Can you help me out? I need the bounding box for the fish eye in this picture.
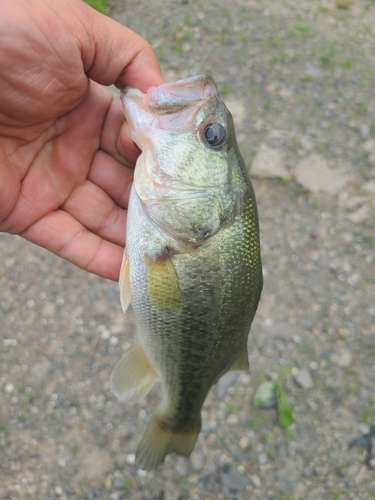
[203,123,227,148]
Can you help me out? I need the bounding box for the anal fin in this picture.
[110,343,157,403]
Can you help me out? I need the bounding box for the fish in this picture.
[110,74,262,470]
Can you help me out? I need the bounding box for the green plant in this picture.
[83,0,107,13]
[225,401,238,414]
[362,405,375,426]
[291,23,311,41]
[218,81,232,96]
[180,477,189,487]
[16,381,26,392]
[274,381,294,429]
[248,414,268,430]
[319,43,337,66]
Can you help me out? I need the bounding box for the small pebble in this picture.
[258,453,268,465]
[294,482,307,500]
[359,123,371,140]
[175,462,188,476]
[220,463,247,498]
[5,383,15,394]
[190,450,204,471]
[42,303,56,317]
[227,413,239,425]
[358,423,370,435]
[253,381,277,409]
[100,330,111,340]
[331,348,353,368]
[164,480,181,500]
[3,339,17,347]
[217,371,239,398]
[292,368,313,390]
[126,453,136,465]
[250,474,262,488]
[239,435,250,450]
[308,225,320,239]
[116,454,127,468]
[112,476,126,489]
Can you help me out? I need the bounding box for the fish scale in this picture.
[110,74,262,470]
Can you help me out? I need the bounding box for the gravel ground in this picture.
[1,1,375,499]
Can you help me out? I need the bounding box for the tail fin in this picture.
[136,414,201,470]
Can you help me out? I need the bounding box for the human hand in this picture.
[0,0,164,281]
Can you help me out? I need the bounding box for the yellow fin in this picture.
[229,348,249,371]
[110,343,157,403]
[136,414,201,470]
[119,248,131,313]
[145,255,181,310]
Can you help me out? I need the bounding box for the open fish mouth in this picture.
[121,74,218,115]
[146,74,218,114]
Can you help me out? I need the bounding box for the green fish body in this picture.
[110,75,262,470]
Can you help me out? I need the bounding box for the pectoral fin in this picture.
[110,343,157,403]
[119,248,131,313]
[229,348,249,371]
[145,254,181,310]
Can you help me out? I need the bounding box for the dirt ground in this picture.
[1,1,375,499]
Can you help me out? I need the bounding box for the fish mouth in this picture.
[121,74,218,115]
[146,74,218,115]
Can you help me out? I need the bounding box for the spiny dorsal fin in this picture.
[110,343,157,403]
[119,248,131,313]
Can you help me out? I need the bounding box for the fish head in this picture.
[122,75,241,245]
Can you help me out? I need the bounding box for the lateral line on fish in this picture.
[237,121,373,154]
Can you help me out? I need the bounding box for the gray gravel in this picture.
[1,0,375,499]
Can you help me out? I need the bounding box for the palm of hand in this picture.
[1,82,134,281]
[0,1,160,280]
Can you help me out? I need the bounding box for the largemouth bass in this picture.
[110,74,262,470]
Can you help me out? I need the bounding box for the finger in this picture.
[79,2,164,91]
[99,91,140,165]
[0,152,20,226]
[21,209,123,281]
[2,85,109,235]
[88,151,133,209]
[61,178,127,247]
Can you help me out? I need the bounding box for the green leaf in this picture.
[83,0,107,14]
[274,381,294,429]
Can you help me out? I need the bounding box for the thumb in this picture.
[77,1,164,92]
